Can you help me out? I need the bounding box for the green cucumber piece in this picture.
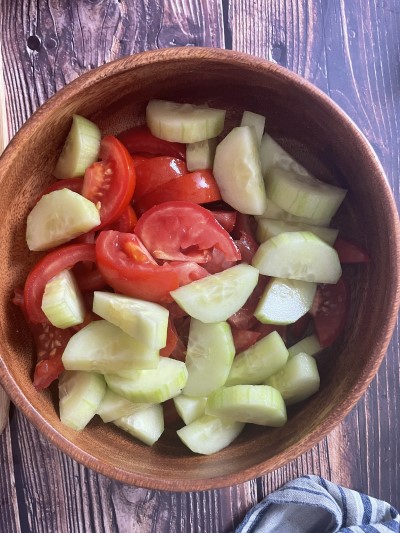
[256,218,338,246]
[114,404,164,446]
[41,269,85,328]
[171,264,259,323]
[252,231,342,283]
[183,319,235,397]
[93,291,168,349]
[186,138,217,171]
[177,415,244,455]
[146,100,226,143]
[260,133,308,177]
[288,334,322,359]
[240,111,266,146]
[173,395,207,425]
[256,197,329,227]
[225,331,288,386]
[26,189,100,251]
[54,114,101,180]
[206,385,287,427]
[59,371,106,431]
[254,278,317,325]
[213,126,267,215]
[62,320,159,374]
[96,388,152,423]
[265,352,320,405]
[105,358,188,403]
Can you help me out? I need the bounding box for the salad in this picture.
[13,100,369,455]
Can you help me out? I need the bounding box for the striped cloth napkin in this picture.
[236,475,400,533]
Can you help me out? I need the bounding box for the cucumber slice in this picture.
[26,189,100,251]
[206,385,287,427]
[254,278,317,325]
[256,218,338,246]
[225,331,288,386]
[170,264,259,323]
[240,111,266,146]
[252,231,342,284]
[105,358,188,403]
[265,352,320,405]
[146,100,226,143]
[288,334,322,359]
[96,388,152,423]
[114,404,164,446]
[213,126,267,215]
[183,319,235,397]
[41,269,85,329]
[173,395,207,425]
[59,371,106,431]
[186,138,217,171]
[92,291,168,349]
[256,197,329,227]
[177,415,244,455]
[53,114,101,180]
[62,320,159,374]
[260,133,308,177]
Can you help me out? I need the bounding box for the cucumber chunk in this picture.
[105,358,188,403]
[173,395,207,425]
[53,114,101,180]
[171,264,259,323]
[26,189,100,251]
[213,126,267,215]
[254,278,317,325]
[41,269,85,329]
[62,320,159,374]
[93,291,168,349]
[256,218,338,246]
[146,100,226,143]
[114,404,164,446]
[240,111,266,146]
[252,231,342,284]
[260,133,308,177]
[186,138,217,171]
[288,334,322,359]
[206,385,287,427]
[256,197,329,227]
[177,415,244,455]
[96,388,152,423]
[59,371,106,431]
[225,331,288,386]
[265,352,320,405]
[183,319,235,397]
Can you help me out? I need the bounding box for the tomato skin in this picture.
[37,177,83,202]
[167,261,209,285]
[334,237,370,264]
[160,319,178,357]
[133,156,187,200]
[231,213,259,263]
[118,126,186,160]
[212,210,237,233]
[102,205,138,233]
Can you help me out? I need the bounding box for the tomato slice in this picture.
[102,205,138,233]
[118,126,186,160]
[24,243,96,324]
[231,213,259,263]
[334,237,370,263]
[231,327,261,353]
[133,156,187,200]
[167,261,209,285]
[32,324,72,389]
[82,135,136,229]
[160,319,179,357]
[310,277,348,348]
[134,201,241,263]
[203,248,237,274]
[212,210,237,233]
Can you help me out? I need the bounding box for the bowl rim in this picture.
[0,46,399,491]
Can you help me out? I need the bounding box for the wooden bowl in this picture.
[0,48,399,491]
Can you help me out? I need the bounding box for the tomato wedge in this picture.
[334,237,370,263]
[133,156,187,200]
[32,324,72,389]
[118,125,186,159]
[82,135,136,229]
[232,213,259,264]
[102,205,138,233]
[212,210,237,233]
[134,201,241,263]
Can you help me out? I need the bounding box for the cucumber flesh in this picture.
[254,277,317,325]
[206,385,287,427]
[146,99,226,143]
[114,403,164,446]
[93,291,168,349]
[177,415,244,455]
[225,331,288,386]
[265,352,320,405]
[288,334,322,359]
[240,111,266,146]
[171,264,259,323]
[213,126,267,215]
[256,218,338,246]
[183,319,235,397]
[53,114,101,180]
[41,269,85,329]
[62,320,159,374]
[256,197,329,227]
[59,371,106,431]
[186,138,217,171]
[252,231,342,284]
[26,189,100,251]
[96,388,152,423]
[173,395,207,425]
[260,133,309,177]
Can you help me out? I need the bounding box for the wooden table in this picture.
[0,1,399,532]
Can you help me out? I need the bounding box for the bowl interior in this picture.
[0,49,398,490]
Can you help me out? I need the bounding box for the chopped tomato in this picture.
[334,237,370,263]
[82,135,136,229]
[203,248,237,274]
[160,319,179,357]
[102,205,138,233]
[232,213,259,263]
[74,266,107,292]
[231,327,261,353]
[167,261,209,285]
[289,313,311,343]
[133,156,187,200]
[118,125,186,160]
[134,201,241,263]
[212,210,237,233]
[32,324,72,389]
[253,322,287,342]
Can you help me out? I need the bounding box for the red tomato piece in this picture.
[134,201,241,263]
[334,237,370,264]
[253,322,287,342]
[228,276,269,330]
[231,327,261,353]
[102,205,138,233]
[133,156,187,200]
[36,177,83,203]
[32,324,72,389]
[231,213,259,263]
[24,243,96,324]
[82,135,136,229]
[289,313,311,343]
[160,319,178,357]
[118,125,186,160]
[203,248,237,274]
[310,277,348,348]
[212,210,237,233]
[74,267,107,292]
[167,261,209,285]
